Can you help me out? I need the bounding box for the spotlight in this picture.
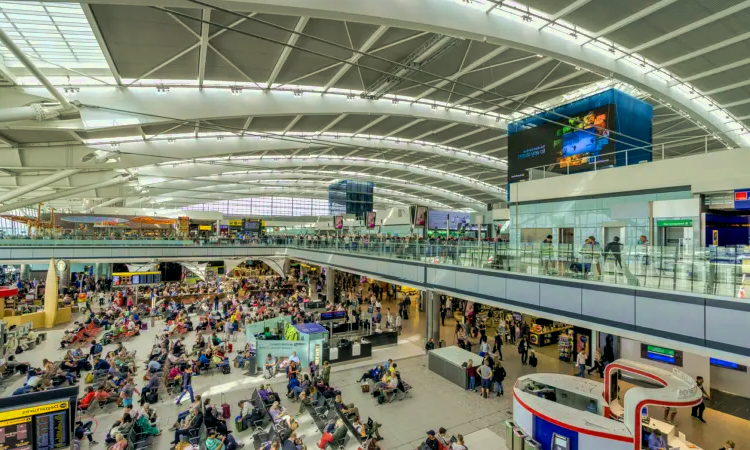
[167,138,175,144]
[230,86,243,95]
[535,53,543,58]
[431,104,438,110]
[294,90,303,97]
[523,15,533,22]
[156,86,169,94]
[64,87,80,94]
[495,117,501,123]
[260,135,267,140]
[217,136,224,140]
[346,93,356,101]
[110,142,120,149]
[465,110,471,116]
[392,97,399,105]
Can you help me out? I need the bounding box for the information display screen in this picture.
[427,210,470,230]
[0,389,78,450]
[508,104,616,181]
[244,220,260,231]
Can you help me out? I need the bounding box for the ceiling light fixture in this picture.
[156,86,169,94]
[293,90,303,97]
[346,92,356,101]
[167,138,175,144]
[230,86,242,95]
[64,87,80,94]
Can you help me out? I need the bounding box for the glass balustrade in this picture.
[0,236,741,298]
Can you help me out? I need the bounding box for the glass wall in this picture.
[183,197,331,216]
[510,190,695,249]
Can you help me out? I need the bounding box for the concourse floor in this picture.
[3,298,745,450]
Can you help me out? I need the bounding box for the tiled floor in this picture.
[5,298,747,450]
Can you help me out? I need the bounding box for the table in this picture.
[528,326,573,347]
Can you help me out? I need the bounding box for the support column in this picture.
[19,264,30,280]
[425,290,441,347]
[58,261,70,292]
[326,266,335,303]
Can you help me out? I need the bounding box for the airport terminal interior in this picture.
[2,1,750,450]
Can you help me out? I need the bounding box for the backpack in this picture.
[93,344,103,354]
[146,390,159,404]
[82,360,93,371]
[85,373,94,384]
[222,365,231,374]
[376,392,386,404]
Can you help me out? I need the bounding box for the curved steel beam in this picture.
[137,0,740,147]
[141,170,485,209]
[137,155,505,197]
[19,86,507,132]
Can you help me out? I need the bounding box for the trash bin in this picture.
[503,420,515,449]
[524,437,541,450]
[512,427,527,450]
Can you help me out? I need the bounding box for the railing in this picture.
[1,236,741,298]
[521,134,717,181]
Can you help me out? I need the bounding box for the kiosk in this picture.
[512,359,703,450]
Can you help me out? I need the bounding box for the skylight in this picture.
[0,1,108,69]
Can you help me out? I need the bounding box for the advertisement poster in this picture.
[334,216,343,229]
[415,206,427,226]
[366,212,376,228]
[427,210,470,230]
[508,104,616,181]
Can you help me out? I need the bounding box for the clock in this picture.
[56,260,68,272]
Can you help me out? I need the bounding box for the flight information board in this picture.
[0,388,77,450]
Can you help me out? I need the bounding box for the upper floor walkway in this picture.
[1,236,748,360]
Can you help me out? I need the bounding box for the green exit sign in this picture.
[647,345,675,356]
[657,219,693,227]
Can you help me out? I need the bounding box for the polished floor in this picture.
[4,297,746,450]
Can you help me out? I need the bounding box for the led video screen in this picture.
[427,210,470,230]
[508,104,616,181]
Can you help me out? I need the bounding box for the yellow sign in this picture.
[713,229,719,246]
[0,416,31,427]
[0,401,68,422]
[199,225,211,231]
[228,220,242,227]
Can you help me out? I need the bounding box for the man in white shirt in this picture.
[289,352,300,365]
[576,349,588,378]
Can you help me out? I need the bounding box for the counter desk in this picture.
[323,341,372,364]
[427,345,476,389]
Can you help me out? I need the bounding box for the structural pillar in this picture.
[19,264,30,280]
[58,260,70,293]
[425,290,441,347]
[326,266,335,303]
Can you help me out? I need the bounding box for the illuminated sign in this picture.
[710,358,747,372]
[640,343,683,367]
[199,225,211,231]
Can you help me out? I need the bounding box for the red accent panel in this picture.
[604,363,667,403]
[513,390,633,443]
[632,398,701,450]
[0,287,18,298]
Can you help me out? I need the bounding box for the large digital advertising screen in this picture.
[508,104,616,181]
[427,210,470,230]
[415,207,427,226]
[334,216,343,229]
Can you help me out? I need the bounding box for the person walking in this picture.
[576,349,588,378]
[518,337,528,366]
[478,360,493,399]
[691,376,709,423]
[440,303,447,326]
[493,330,503,361]
[587,348,603,378]
[493,361,506,397]
[176,367,195,405]
[540,235,554,275]
[603,236,623,271]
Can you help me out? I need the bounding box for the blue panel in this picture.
[534,414,579,450]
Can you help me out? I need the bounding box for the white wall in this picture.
[711,365,750,398]
[510,148,750,203]
[620,338,710,392]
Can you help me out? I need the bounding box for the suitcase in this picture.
[141,323,148,331]
[221,403,231,419]
[228,343,233,353]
